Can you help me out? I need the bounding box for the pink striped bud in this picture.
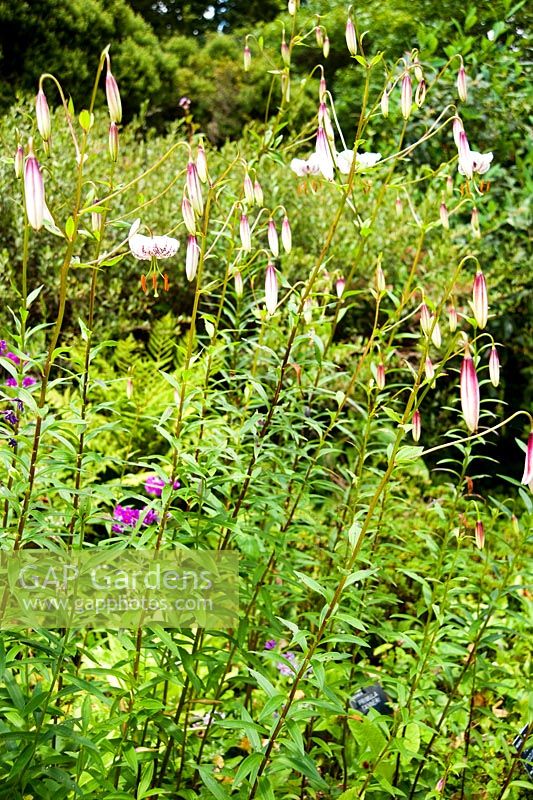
[472,270,488,328]
[420,303,432,336]
[345,17,357,56]
[243,172,254,205]
[376,265,386,293]
[448,305,458,332]
[186,235,200,281]
[91,202,102,233]
[186,161,203,214]
[108,122,119,162]
[181,195,196,235]
[395,196,403,216]
[475,520,485,550]
[281,32,290,66]
[319,75,327,103]
[268,220,279,257]
[521,431,533,486]
[436,777,446,793]
[453,117,464,149]
[457,65,468,102]
[376,363,385,391]
[36,88,51,141]
[412,409,421,442]
[105,67,122,124]
[471,207,481,238]
[458,130,473,179]
[381,89,390,118]
[281,73,290,103]
[440,202,449,229]
[14,145,24,178]
[315,125,334,181]
[239,213,251,251]
[401,73,412,120]
[336,277,345,298]
[413,56,424,83]
[265,263,278,315]
[446,175,454,196]
[460,346,479,432]
[243,44,251,72]
[196,143,208,183]
[24,141,45,230]
[126,376,134,400]
[318,101,334,142]
[488,345,500,387]
[431,318,442,348]
[281,216,292,253]
[323,36,330,59]
[315,26,324,48]
[415,79,426,108]
[234,270,244,297]
[425,357,435,383]
[253,179,263,206]
[303,297,313,325]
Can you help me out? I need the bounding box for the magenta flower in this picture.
[412,409,421,442]
[22,376,37,388]
[276,651,297,676]
[6,352,21,365]
[144,475,180,497]
[460,346,479,433]
[5,378,18,388]
[264,639,277,650]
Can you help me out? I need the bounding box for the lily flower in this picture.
[315,126,335,180]
[521,431,533,486]
[290,153,321,176]
[336,150,381,174]
[128,220,179,261]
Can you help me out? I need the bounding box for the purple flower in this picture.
[0,340,7,355]
[6,352,20,365]
[112,504,140,533]
[5,378,18,388]
[142,508,159,526]
[264,639,277,650]
[2,410,18,426]
[22,376,37,388]
[144,475,180,497]
[8,438,16,448]
[276,651,297,676]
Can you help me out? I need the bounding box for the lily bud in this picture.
[376,265,386,293]
[472,270,488,328]
[14,145,24,178]
[431,318,442,348]
[234,270,244,297]
[336,277,346,298]
[265,263,278,315]
[281,73,290,104]
[475,520,485,550]
[24,141,45,230]
[395,196,403,216]
[460,345,479,432]
[303,297,313,325]
[400,73,412,120]
[281,32,290,66]
[446,175,454,196]
[380,89,389,118]
[448,305,458,332]
[412,409,421,442]
[521,431,533,486]
[376,363,385,391]
[315,25,324,48]
[315,125,334,181]
[323,36,330,58]
[281,216,292,253]
[182,195,196,235]
[239,213,251,251]
[425,357,435,383]
[186,235,200,281]
[186,161,203,214]
[489,345,500,387]
[288,0,297,14]
[345,17,357,56]
[415,79,426,108]
[420,303,432,337]
[440,202,449,229]
[91,202,102,233]
[319,75,327,103]
[471,207,481,238]
[126,376,134,399]
[243,44,251,72]
[268,220,279,257]
[413,56,424,83]
[453,117,464,149]
[253,179,263,207]
[243,172,254,205]
[196,143,208,183]
[36,88,51,142]
[457,65,468,102]
[105,66,122,124]
[108,122,119,162]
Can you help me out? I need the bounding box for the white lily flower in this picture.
[129,221,179,261]
[458,150,493,176]
[336,150,381,175]
[290,153,321,177]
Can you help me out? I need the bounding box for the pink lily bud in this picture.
[268,220,279,257]
[413,56,424,83]
[253,179,263,206]
[186,235,200,281]
[381,89,389,118]
[446,176,454,197]
[436,777,446,793]
[336,277,345,298]
[395,196,403,216]
[105,66,122,124]
[126,376,134,399]
[281,216,292,253]
[488,345,500,387]
[457,65,468,102]
[440,202,449,229]
[521,431,533,485]
[265,263,278,315]
[281,32,290,66]
[36,88,51,142]
[108,122,119,162]
[471,207,481,239]
[420,303,432,337]
[243,44,251,72]
[323,36,330,58]
[14,145,24,178]
[303,297,313,325]
[315,26,324,48]
[431,318,442,348]
[196,143,208,183]
[425,357,435,383]
[415,79,426,107]
[281,73,290,104]
[182,195,196,235]
[239,213,251,251]
[401,73,412,120]
[412,409,421,442]
[460,345,479,432]
[345,17,357,56]
[472,270,488,328]
[448,305,458,332]
[315,125,334,181]
[475,520,485,550]
[376,363,385,391]
[376,265,386,293]
[452,117,464,149]
[234,270,244,297]
[186,161,203,215]
[24,141,45,230]
[243,172,254,205]
[319,75,327,103]
[458,130,473,179]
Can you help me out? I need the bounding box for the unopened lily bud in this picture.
[281,72,290,103]
[268,219,279,257]
[182,195,196,235]
[234,270,244,297]
[186,235,200,281]
[412,409,421,442]
[196,143,208,183]
[448,305,458,332]
[395,196,403,216]
[457,65,468,102]
[446,175,454,196]
[91,202,102,233]
[36,88,51,142]
[471,207,481,238]
[413,56,424,83]
[253,179,263,206]
[243,44,251,72]
[105,66,122,124]
[376,362,385,391]
[186,161,203,214]
[288,0,297,14]
[425,357,435,382]
[401,73,412,120]
[303,297,313,324]
[14,145,24,178]
[440,202,449,229]
[475,520,485,550]
[335,277,346,298]
[319,75,327,103]
[436,777,446,793]
[420,303,432,336]
[265,263,278,315]
[24,141,45,230]
[521,431,533,487]
[315,25,324,48]
[380,89,389,118]
[281,216,292,253]
[489,345,500,387]
[281,32,290,66]
[415,79,426,107]
[243,172,254,205]
[239,213,251,251]
[453,116,464,149]
[376,265,386,293]
[460,344,479,432]
[345,17,357,56]
[323,36,330,58]
[511,514,520,534]
[472,270,488,328]
[108,122,119,162]
[431,318,442,348]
